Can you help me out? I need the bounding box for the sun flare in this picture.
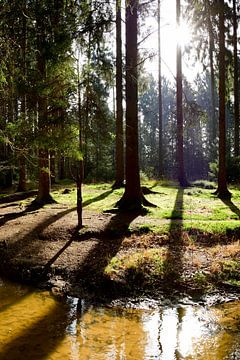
[176,20,193,49]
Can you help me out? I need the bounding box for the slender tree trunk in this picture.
[176,0,189,187]
[17,156,26,192]
[76,51,84,229]
[233,0,239,158]
[216,0,231,199]
[113,0,124,189]
[58,155,65,180]
[35,1,52,204]
[50,151,56,185]
[206,0,217,161]
[158,0,164,178]
[17,0,27,192]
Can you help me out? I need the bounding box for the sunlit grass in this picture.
[49,180,240,234]
[104,248,168,286]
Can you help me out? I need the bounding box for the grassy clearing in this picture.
[51,180,240,233]
[49,180,240,292]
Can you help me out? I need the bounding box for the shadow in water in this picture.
[0,298,70,360]
[163,188,184,287]
[221,198,240,219]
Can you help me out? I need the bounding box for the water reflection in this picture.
[0,279,239,359]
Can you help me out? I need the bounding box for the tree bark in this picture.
[38,149,52,202]
[112,0,124,189]
[233,0,239,158]
[176,0,189,187]
[158,0,164,178]
[17,0,27,192]
[17,156,27,192]
[216,0,231,199]
[206,0,217,161]
[35,0,53,204]
[76,50,84,229]
[118,0,151,210]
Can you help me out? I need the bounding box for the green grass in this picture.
[104,249,167,286]
[49,180,240,234]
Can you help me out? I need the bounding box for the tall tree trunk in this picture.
[50,151,56,185]
[158,0,164,178]
[17,155,26,192]
[118,0,144,210]
[216,0,231,199]
[17,1,27,193]
[176,0,189,187]
[206,0,217,161]
[233,0,239,158]
[113,0,124,189]
[35,0,52,204]
[76,50,84,229]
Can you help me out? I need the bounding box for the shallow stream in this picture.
[0,278,239,359]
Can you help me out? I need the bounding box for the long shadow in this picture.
[0,281,32,314]
[0,189,113,229]
[0,201,44,228]
[162,188,185,289]
[0,190,38,205]
[0,206,77,280]
[221,198,240,219]
[0,298,71,360]
[73,210,144,296]
[0,189,114,282]
[82,189,113,207]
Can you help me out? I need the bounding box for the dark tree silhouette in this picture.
[117,0,154,210]
[176,0,189,187]
[113,0,124,189]
[233,0,239,158]
[158,0,164,178]
[215,0,231,199]
[35,0,52,204]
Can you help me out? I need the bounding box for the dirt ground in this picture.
[0,191,239,302]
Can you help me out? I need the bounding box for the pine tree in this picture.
[112,0,124,189]
[215,0,231,199]
[176,0,189,187]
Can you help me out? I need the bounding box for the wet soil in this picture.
[0,191,239,304]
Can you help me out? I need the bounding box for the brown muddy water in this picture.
[0,279,239,360]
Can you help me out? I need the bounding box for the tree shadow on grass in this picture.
[220,199,240,219]
[73,209,144,297]
[82,189,113,207]
[187,227,240,247]
[162,188,185,290]
[0,189,113,229]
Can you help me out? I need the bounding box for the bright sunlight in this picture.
[143,1,196,81]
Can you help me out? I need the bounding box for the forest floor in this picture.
[0,180,239,304]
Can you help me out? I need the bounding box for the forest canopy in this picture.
[0,0,239,208]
